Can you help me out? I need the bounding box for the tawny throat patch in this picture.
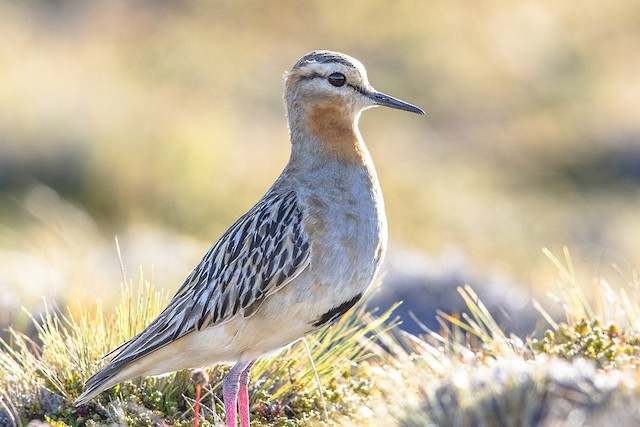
[306,102,365,165]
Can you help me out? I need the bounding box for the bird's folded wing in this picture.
[106,190,311,365]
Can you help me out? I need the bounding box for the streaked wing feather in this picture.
[97,191,310,369]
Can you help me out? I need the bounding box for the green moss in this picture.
[531,317,640,368]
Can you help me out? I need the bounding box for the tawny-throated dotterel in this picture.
[76,50,424,427]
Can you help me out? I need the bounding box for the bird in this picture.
[75,50,424,427]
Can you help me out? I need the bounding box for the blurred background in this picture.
[1,0,639,337]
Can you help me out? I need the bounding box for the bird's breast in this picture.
[298,162,387,305]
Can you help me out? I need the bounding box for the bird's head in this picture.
[284,50,424,124]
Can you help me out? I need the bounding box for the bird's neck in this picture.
[287,101,368,168]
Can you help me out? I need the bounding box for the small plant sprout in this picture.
[190,368,209,427]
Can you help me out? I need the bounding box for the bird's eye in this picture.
[328,72,346,87]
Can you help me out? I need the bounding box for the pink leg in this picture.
[238,360,256,427]
[222,361,253,427]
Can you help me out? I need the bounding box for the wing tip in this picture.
[73,384,101,406]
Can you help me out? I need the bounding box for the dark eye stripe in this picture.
[297,72,322,81]
[297,72,366,95]
[347,83,367,96]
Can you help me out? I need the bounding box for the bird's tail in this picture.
[74,333,201,405]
